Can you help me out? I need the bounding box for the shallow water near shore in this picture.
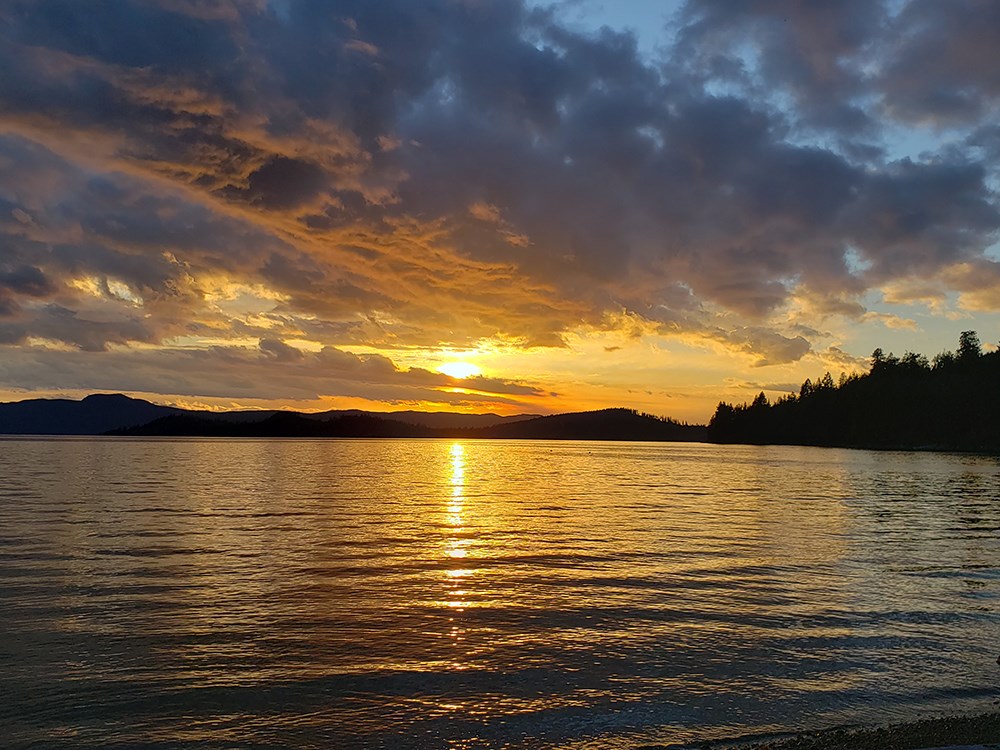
[1,437,999,748]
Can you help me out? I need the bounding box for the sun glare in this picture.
[438,361,481,379]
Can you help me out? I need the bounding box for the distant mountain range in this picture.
[0,394,707,442]
[0,393,184,435]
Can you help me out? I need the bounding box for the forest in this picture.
[112,407,706,442]
[708,331,1000,451]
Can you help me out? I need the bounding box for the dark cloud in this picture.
[259,337,303,362]
[674,0,1000,135]
[967,124,1000,163]
[844,159,1000,280]
[239,156,328,209]
[674,0,886,133]
[0,303,153,351]
[881,0,1000,125]
[4,0,239,71]
[0,265,55,298]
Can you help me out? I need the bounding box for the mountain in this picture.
[305,409,537,430]
[113,406,706,442]
[473,408,707,441]
[114,412,438,438]
[0,394,537,435]
[0,394,704,442]
[0,393,182,435]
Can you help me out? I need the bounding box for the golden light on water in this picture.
[448,442,465,518]
[450,442,465,472]
[444,442,472,615]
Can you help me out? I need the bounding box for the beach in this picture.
[661,712,1000,750]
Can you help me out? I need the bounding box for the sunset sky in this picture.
[1,0,999,421]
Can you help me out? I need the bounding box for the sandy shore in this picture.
[642,712,1000,750]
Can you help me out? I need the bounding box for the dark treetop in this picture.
[708,331,1000,451]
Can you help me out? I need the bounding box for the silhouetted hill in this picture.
[111,407,706,442]
[0,394,538,435]
[113,412,437,438]
[308,409,538,430]
[0,393,182,435]
[473,408,707,441]
[708,330,1000,451]
[384,410,538,429]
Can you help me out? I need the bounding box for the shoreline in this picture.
[660,712,1000,750]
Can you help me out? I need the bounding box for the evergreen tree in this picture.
[958,330,982,360]
[707,330,1000,451]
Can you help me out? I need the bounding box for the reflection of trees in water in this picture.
[840,452,1000,621]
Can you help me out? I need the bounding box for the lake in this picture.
[1,438,998,748]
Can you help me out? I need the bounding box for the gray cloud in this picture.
[881,0,1000,125]
[0,264,54,297]
[674,0,885,134]
[844,159,1000,280]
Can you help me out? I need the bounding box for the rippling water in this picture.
[2,438,999,749]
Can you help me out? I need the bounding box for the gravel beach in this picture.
[640,712,1000,750]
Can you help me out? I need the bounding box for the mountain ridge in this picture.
[111,407,707,442]
[0,393,704,441]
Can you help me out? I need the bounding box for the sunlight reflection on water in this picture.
[0,438,999,748]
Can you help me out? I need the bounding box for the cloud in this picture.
[881,0,1000,125]
[861,312,918,331]
[721,327,812,367]
[259,336,304,361]
[0,0,998,406]
[674,0,885,133]
[942,261,1000,313]
[0,340,546,407]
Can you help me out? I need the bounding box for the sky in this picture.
[1,0,999,422]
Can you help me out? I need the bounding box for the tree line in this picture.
[708,331,1000,451]
[114,407,708,441]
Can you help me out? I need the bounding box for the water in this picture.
[1,438,998,749]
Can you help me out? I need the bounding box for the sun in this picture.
[438,361,482,379]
